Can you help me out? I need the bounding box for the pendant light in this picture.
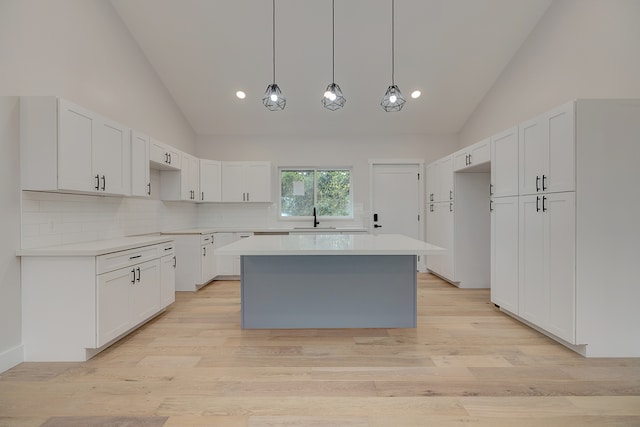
[262,0,286,111]
[321,0,346,111]
[381,0,406,112]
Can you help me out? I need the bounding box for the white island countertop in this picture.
[215,233,444,256]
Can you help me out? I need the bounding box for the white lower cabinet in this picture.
[214,232,253,276]
[490,196,519,313]
[519,192,575,343]
[21,240,174,362]
[171,233,217,291]
[160,245,177,307]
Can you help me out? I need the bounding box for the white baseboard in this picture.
[0,344,24,373]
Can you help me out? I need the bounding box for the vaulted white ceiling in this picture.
[111,0,552,136]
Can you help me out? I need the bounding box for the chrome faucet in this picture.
[313,207,320,228]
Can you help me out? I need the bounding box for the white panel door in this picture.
[132,259,161,324]
[371,163,422,239]
[222,162,245,202]
[131,131,150,197]
[491,126,519,197]
[518,194,546,325]
[546,101,575,193]
[97,267,134,347]
[199,159,222,202]
[546,192,576,343]
[245,162,271,202]
[519,115,547,196]
[94,117,130,195]
[57,99,95,192]
[490,196,519,313]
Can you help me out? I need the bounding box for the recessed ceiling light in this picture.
[411,90,421,99]
[236,90,246,99]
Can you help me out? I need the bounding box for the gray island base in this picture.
[241,255,417,329]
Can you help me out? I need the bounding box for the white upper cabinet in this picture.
[199,159,222,202]
[130,131,151,197]
[150,138,181,170]
[490,126,519,197]
[20,97,131,196]
[519,101,575,195]
[222,161,272,202]
[426,162,439,203]
[439,156,454,202]
[160,152,199,201]
[453,138,490,172]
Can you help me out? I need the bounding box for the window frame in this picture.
[278,166,354,220]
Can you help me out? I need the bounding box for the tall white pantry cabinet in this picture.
[491,99,640,357]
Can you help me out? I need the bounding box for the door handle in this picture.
[449,190,453,200]
[542,174,548,191]
[449,202,453,212]
[374,224,382,228]
[173,256,177,268]
[490,200,494,212]
[165,153,169,163]
[136,267,141,282]
[542,196,547,212]
[168,153,172,164]
[201,192,204,201]
[101,175,106,191]
[131,269,136,284]
[536,175,541,192]
[95,174,100,191]
[147,182,151,196]
[536,196,541,212]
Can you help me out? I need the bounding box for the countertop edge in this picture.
[17,235,175,257]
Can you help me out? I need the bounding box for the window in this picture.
[280,168,352,218]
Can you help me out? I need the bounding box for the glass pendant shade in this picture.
[381,84,406,112]
[321,82,346,111]
[263,83,286,111]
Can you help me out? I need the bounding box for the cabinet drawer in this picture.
[200,234,214,245]
[97,245,159,274]
[160,242,175,257]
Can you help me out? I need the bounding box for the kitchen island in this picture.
[215,234,444,329]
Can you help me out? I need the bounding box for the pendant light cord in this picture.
[332,0,335,83]
[272,0,276,84]
[391,0,395,86]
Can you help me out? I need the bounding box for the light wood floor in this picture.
[1,273,640,426]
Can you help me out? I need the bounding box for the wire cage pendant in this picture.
[321,0,346,111]
[381,0,405,112]
[263,0,286,111]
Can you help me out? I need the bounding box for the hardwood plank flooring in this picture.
[1,273,639,426]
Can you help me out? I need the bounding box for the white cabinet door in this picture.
[97,266,135,347]
[132,259,161,324]
[490,196,519,313]
[222,162,245,202]
[131,131,151,197]
[518,192,576,343]
[245,162,272,202]
[439,156,454,202]
[161,254,176,308]
[440,201,455,280]
[453,150,469,172]
[491,126,519,197]
[94,116,130,196]
[546,102,575,194]
[57,99,96,193]
[545,192,575,343]
[425,202,441,273]
[453,138,490,172]
[519,101,575,196]
[214,233,236,276]
[518,194,546,325]
[150,139,181,170]
[426,162,439,203]
[201,242,216,283]
[199,159,222,202]
[181,153,199,201]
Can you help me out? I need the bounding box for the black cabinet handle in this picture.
[164,247,173,251]
[449,190,453,200]
[136,267,141,282]
[542,174,548,191]
[165,153,168,163]
[101,175,106,191]
[173,256,177,268]
[468,153,472,165]
[168,153,172,164]
[201,192,204,201]
[490,200,494,212]
[203,246,206,256]
[374,224,382,228]
[147,182,151,196]
[490,184,494,195]
[542,196,547,212]
[536,175,541,192]
[131,269,136,284]
[449,202,453,212]
[95,174,100,190]
[129,255,142,260]
[536,196,541,212]
[247,192,250,202]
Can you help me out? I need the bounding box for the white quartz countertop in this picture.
[162,227,368,235]
[215,234,444,256]
[17,235,174,257]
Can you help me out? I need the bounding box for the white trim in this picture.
[0,344,23,373]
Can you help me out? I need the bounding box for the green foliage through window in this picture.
[280,169,352,218]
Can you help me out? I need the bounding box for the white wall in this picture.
[0,0,197,372]
[196,133,457,229]
[459,0,640,146]
[0,98,23,372]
